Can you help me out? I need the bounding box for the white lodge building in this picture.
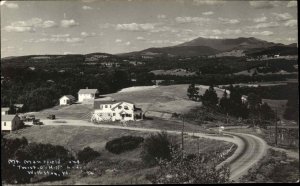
[91,100,143,122]
[78,89,99,102]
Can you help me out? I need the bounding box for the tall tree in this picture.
[187,84,199,101]
[202,85,218,106]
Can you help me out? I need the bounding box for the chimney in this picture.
[86,87,88,89]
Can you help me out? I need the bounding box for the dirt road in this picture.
[39,119,268,182]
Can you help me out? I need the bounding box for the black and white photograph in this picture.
[1,0,299,184]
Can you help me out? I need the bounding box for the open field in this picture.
[105,84,225,114]
[22,103,94,120]
[4,125,233,184]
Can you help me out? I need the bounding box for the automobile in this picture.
[27,115,35,121]
[32,118,41,125]
[47,114,56,120]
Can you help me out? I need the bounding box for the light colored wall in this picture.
[93,102,135,122]
[60,97,70,105]
[1,121,12,131]
[2,111,8,115]
[78,93,95,102]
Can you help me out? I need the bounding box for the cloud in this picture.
[202,11,214,16]
[115,39,122,43]
[61,19,79,28]
[3,18,57,32]
[25,37,84,43]
[116,23,155,31]
[249,22,279,29]
[41,20,57,28]
[51,34,70,38]
[175,17,210,23]
[287,1,297,8]
[287,37,296,41]
[3,26,35,32]
[82,5,93,10]
[250,31,274,36]
[81,32,96,37]
[157,14,167,19]
[284,19,297,27]
[253,16,267,23]
[136,36,146,40]
[218,18,240,24]
[193,0,226,6]
[249,1,275,9]
[4,2,19,9]
[272,13,293,21]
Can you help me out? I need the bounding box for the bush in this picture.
[140,132,177,166]
[1,137,74,184]
[105,136,144,154]
[77,147,100,163]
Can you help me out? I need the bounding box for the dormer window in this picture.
[124,106,129,110]
[118,106,122,109]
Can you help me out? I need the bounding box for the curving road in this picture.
[37,119,268,182]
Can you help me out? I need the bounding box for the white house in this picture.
[91,100,143,122]
[1,115,22,132]
[1,107,10,115]
[78,89,99,102]
[59,95,76,105]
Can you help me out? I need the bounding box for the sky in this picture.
[1,0,298,57]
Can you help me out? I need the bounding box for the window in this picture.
[105,105,108,108]
[118,106,122,109]
[100,105,103,109]
[113,113,116,116]
[124,106,129,110]
[126,114,132,117]
[4,122,6,126]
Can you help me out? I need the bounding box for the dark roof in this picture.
[78,89,98,94]
[2,115,17,121]
[14,104,24,108]
[93,100,116,109]
[61,95,76,100]
[111,101,135,110]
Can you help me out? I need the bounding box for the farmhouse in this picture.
[60,95,76,105]
[91,100,143,122]
[1,115,23,132]
[1,107,10,115]
[78,89,99,102]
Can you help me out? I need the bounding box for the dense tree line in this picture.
[187,84,278,124]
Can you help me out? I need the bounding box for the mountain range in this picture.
[119,37,297,57]
[1,37,298,61]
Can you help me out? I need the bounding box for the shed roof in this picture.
[1,107,10,112]
[14,104,24,108]
[2,115,17,121]
[61,95,76,100]
[78,89,98,94]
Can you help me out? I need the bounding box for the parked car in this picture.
[27,115,35,121]
[47,114,56,120]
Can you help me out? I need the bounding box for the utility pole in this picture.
[181,116,185,157]
[274,109,278,146]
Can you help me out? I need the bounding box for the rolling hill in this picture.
[119,37,297,57]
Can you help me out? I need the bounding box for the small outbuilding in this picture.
[78,88,99,102]
[1,115,23,132]
[1,107,10,115]
[59,95,76,105]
